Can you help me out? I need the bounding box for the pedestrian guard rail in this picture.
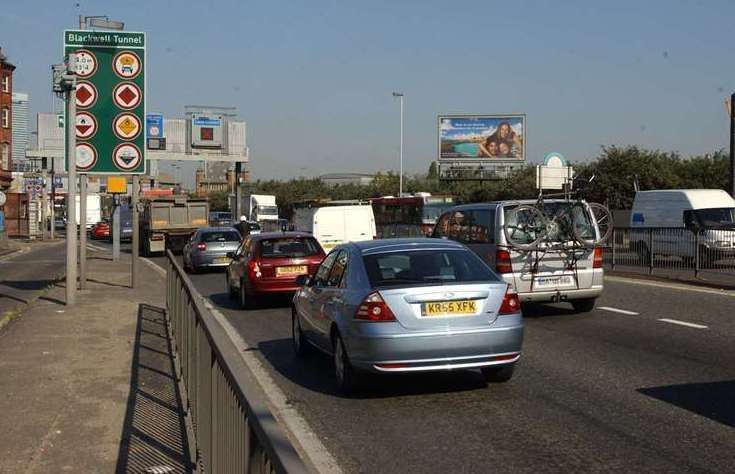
[165,250,310,473]
[602,227,735,279]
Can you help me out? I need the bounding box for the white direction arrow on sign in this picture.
[76,143,97,170]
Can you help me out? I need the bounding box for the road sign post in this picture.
[64,54,78,306]
[131,175,139,288]
[79,175,87,289]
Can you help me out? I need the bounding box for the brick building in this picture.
[0,47,15,190]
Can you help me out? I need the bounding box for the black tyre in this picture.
[481,363,515,383]
[333,332,359,395]
[571,298,596,313]
[240,281,255,309]
[292,310,310,357]
[226,274,236,299]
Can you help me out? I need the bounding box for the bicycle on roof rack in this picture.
[502,175,613,251]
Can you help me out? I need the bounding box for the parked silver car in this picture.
[292,238,524,394]
[183,227,242,273]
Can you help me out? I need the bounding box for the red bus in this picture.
[370,194,455,237]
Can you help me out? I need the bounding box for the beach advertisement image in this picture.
[439,115,525,160]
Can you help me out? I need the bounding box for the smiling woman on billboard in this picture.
[439,115,525,161]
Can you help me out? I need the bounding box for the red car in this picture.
[91,220,110,239]
[225,232,326,308]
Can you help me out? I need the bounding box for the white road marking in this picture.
[657,318,708,329]
[599,306,640,315]
[605,275,735,297]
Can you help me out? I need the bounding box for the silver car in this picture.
[292,238,524,394]
[183,227,242,273]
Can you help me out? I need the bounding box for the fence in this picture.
[166,250,310,473]
[602,227,735,281]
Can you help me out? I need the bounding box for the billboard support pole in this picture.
[65,54,78,305]
[730,93,735,198]
[235,161,242,220]
[79,174,87,289]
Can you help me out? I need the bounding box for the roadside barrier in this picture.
[603,227,735,280]
[165,250,309,473]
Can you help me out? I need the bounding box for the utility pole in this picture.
[79,175,87,289]
[131,176,139,288]
[55,55,78,305]
[392,92,404,197]
[50,163,55,240]
[235,161,242,220]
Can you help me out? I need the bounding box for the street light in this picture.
[392,92,404,197]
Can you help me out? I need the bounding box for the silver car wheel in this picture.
[334,336,345,384]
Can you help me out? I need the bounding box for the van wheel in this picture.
[482,363,515,383]
[571,298,596,313]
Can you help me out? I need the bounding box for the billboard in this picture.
[439,114,525,161]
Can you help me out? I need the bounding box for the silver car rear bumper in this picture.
[519,286,602,303]
[345,320,524,373]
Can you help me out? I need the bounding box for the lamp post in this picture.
[392,92,404,197]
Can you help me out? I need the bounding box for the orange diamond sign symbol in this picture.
[119,117,137,136]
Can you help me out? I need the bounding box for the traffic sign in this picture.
[75,81,97,108]
[64,30,146,174]
[112,143,142,171]
[146,113,163,138]
[76,143,98,170]
[75,112,97,139]
[113,82,142,110]
[113,113,142,140]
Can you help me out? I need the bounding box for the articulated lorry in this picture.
[140,196,209,256]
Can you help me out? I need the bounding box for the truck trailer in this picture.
[140,196,209,256]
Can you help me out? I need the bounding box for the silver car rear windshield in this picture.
[201,231,241,243]
[504,202,595,243]
[363,249,499,288]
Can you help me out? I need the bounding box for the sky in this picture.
[2,0,734,182]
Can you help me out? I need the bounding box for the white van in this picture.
[630,189,735,262]
[292,205,376,252]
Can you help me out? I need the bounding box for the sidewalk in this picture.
[0,250,194,473]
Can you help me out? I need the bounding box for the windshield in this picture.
[201,231,241,243]
[694,208,735,227]
[260,237,321,258]
[258,206,278,216]
[422,204,450,223]
[504,202,595,243]
[363,249,499,287]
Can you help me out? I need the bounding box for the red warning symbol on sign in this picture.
[75,81,97,108]
[112,82,142,110]
[75,112,98,139]
[112,143,143,171]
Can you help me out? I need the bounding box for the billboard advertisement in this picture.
[439,114,525,161]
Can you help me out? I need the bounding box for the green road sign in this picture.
[64,30,146,174]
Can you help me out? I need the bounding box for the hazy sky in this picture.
[2,0,734,181]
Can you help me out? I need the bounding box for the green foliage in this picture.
[236,146,729,213]
[208,191,230,211]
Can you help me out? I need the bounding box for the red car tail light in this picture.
[498,286,521,315]
[593,247,603,269]
[248,259,262,279]
[355,291,396,322]
[196,242,206,251]
[495,249,513,274]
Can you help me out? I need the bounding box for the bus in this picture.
[370,194,455,237]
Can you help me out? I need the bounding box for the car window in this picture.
[326,250,348,287]
[363,248,498,288]
[260,237,321,258]
[201,230,241,243]
[465,208,495,244]
[313,251,339,287]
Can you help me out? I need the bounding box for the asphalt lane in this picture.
[146,255,733,473]
[0,240,66,315]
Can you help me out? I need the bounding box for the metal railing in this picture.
[165,250,310,473]
[603,227,735,281]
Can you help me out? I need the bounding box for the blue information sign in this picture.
[146,113,164,138]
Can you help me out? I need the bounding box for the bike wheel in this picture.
[572,202,613,247]
[503,204,548,250]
